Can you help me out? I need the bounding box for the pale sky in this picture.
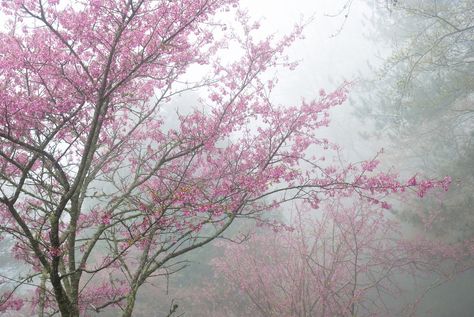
[239,0,389,160]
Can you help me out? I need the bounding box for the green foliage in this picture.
[359,0,474,238]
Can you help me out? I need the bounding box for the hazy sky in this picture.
[239,0,388,160]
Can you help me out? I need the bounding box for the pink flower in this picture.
[407,175,417,186]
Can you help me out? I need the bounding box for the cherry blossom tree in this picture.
[0,0,451,316]
[197,201,474,317]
